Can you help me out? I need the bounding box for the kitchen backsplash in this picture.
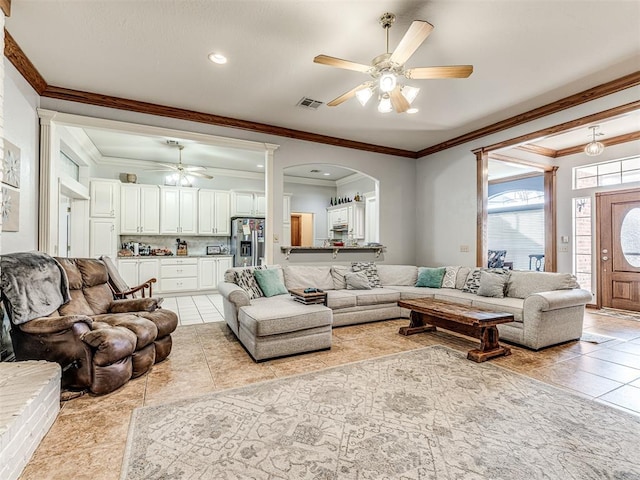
[120,235,230,256]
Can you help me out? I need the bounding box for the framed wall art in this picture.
[1,186,19,232]
[2,139,21,188]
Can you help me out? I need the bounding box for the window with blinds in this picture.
[488,207,544,270]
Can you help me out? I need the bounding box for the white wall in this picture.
[40,98,418,265]
[416,86,640,270]
[2,61,40,253]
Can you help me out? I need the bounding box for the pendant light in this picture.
[584,126,605,156]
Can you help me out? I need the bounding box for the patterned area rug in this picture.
[121,346,640,479]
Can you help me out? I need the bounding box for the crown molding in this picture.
[4,29,639,159]
[516,144,558,158]
[555,130,640,157]
[336,172,367,187]
[283,175,336,187]
[417,71,640,158]
[4,29,46,94]
[1,1,10,17]
[481,101,640,153]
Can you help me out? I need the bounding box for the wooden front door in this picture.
[597,188,640,311]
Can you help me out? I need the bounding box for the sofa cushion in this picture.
[433,290,476,306]
[461,268,482,294]
[376,265,418,286]
[477,270,510,298]
[506,271,579,299]
[331,265,350,289]
[350,288,400,306]
[416,267,446,288]
[442,266,460,289]
[284,265,334,291]
[385,286,437,300]
[239,296,332,337]
[456,267,472,289]
[345,271,372,290]
[234,266,265,300]
[254,268,288,297]
[351,262,381,288]
[326,290,357,309]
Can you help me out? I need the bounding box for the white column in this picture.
[0,11,5,245]
[263,143,278,264]
[38,112,58,254]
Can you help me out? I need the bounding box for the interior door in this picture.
[291,215,301,246]
[597,188,640,311]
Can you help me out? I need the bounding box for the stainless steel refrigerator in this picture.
[231,217,265,267]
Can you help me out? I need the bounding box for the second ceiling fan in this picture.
[314,12,473,113]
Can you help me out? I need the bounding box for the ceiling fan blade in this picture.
[190,171,213,180]
[389,20,434,66]
[405,65,474,79]
[183,165,206,172]
[314,55,371,73]
[390,86,410,113]
[154,163,179,170]
[327,83,369,107]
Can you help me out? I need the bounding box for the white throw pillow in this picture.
[442,266,460,289]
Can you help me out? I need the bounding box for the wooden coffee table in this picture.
[398,298,513,362]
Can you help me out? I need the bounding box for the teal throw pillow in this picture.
[253,268,288,297]
[415,267,446,288]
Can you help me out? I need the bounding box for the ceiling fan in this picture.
[148,141,213,185]
[314,12,473,113]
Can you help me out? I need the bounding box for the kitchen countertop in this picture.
[280,245,385,259]
[117,254,233,259]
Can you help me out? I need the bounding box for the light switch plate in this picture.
[460,245,469,253]
[273,234,279,243]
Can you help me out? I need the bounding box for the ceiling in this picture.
[78,126,359,181]
[6,1,640,153]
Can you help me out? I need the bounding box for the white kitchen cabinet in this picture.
[160,257,198,292]
[120,184,160,234]
[231,191,265,217]
[198,256,233,290]
[89,218,117,258]
[348,202,365,239]
[117,258,160,292]
[326,202,364,239]
[160,187,198,234]
[90,179,119,218]
[198,189,231,235]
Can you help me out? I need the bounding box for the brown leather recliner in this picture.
[6,257,178,395]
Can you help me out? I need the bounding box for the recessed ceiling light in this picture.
[323,172,331,176]
[257,164,264,168]
[208,53,227,64]
[407,108,419,114]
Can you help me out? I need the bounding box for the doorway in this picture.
[596,188,640,311]
[290,212,314,246]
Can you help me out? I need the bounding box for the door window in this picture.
[620,207,640,267]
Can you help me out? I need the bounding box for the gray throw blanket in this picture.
[1,252,71,325]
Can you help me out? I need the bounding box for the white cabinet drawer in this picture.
[161,264,198,278]
[161,258,198,266]
[161,277,199,292]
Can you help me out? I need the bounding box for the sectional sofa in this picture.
[218,264,593,361]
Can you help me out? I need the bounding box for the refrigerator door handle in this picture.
[252,229,257,266]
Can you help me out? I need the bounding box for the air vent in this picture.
[297,97,324,110]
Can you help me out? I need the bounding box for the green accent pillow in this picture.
[253,268,288,297]
[415,267,446,288]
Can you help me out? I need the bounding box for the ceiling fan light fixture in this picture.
[379,73,396,93]
[401,85,420,105]
[585,126,605,156]
[377,94,393,113]
[356,86,374,106]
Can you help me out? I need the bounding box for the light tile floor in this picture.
[16,308,640,479]
[161,294,226,325]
